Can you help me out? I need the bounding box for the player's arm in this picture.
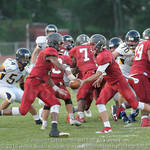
[47,74,67,96]
[147,50,150,62]
[82,63,110,84]
[0,64,5,72]
[46,56,76,80]
[112,50,121,59]
[30,46,41,64]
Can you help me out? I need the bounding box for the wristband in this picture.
[65,66,71,72]
[67,74,76,81]
[53,85,59,91]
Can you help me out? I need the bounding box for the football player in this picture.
[108,37,123,106]
[128,28,150,127]
[30,24,58,65]
[0,33,76,137]
[69,34,97,122]
[79,34,150,133]
[0,48,42,124]
[62,35,74,56]
[111,30,140,123]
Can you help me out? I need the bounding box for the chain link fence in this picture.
[0,42,35,56]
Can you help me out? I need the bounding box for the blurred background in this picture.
[0,0,150,58]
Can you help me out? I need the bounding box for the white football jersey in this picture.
[115,42,134,76]
[0,58,28,87]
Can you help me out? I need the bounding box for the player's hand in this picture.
[92,76,103,88]
[57,88,68,96]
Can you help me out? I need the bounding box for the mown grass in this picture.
[0,88,150,150]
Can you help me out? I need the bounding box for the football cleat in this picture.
[49,128,60,137]
[111,105,125,121]
[121,115,130,123]
[76,115,86,123]
[66,115,70,123]
[35,119,42,125]
[41,124,48,130]
[128,109,139,122]
[49,129,70,137]
[66,115,82,126]
[70,118,82,126]
[110,105,118,121]
[96,127,112,133]
[141,118,150,127]
[59,132,70,137]
[84,109,92,117]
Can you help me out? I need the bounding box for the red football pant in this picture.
[129,74,150,103]
[96,76,138,109]
[19,78,60,115]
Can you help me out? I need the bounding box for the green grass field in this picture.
[0,88,150,150]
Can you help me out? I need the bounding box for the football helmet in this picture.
[16,48,31,67]
[46,33,63,51]
[90,34,106,52]
[125,30,140,49]
[35,36,47,49]
[109,37,123,51]
[75,34,89,46]
[45,24,58,35]
[63,35,74,50]
[143,28,150,40]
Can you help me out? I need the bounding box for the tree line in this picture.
[0,0,150,42]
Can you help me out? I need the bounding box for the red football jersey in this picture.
[51,55,72,79]
[29,47,58,81]
[130,40,150,77]
[96,49,123,84]
[69,45,97,73]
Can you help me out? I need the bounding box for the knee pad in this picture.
[97,104,107,113]
[65,99,72,105]
[43,105,50,110]
[12,107,20,115]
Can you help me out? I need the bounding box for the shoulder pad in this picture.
[3,58,18,71]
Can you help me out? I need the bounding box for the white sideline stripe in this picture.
[77,144,93,148]
[121,127,150,130]
[110,134,138,137]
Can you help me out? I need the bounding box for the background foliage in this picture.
[0,0,150,41]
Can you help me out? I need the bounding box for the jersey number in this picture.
[6,73,18,84]
[79,48,90,62]
[135,44,144,61]
[52,58,62,74]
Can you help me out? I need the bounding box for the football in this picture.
[69,79,81,89]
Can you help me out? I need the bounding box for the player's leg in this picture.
[40,105,50,129]
[0,78,37,116]
[55,85,81,126]
[140,110,150,127]
[76,82,93,123]
[96,84,116,133]
[117,76,150,122]
[39,85,69,137]
[15,87,42,124]
[128,74,150,124]
[0,87,13,110]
